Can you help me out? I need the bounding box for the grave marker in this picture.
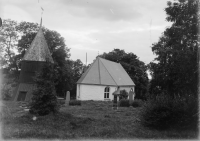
[65,91,70,106]
[129,90,134,105]
[112,87,120,110]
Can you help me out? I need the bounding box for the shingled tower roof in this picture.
[22,19,54,63]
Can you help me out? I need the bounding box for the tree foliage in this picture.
[148,0,199,96]
[0,19,19,78]
[99,49,149,100]
[30,61,59,116]
[65,59,86,98]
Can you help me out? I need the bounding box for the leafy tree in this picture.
[99,49,149,100]
[29,61,59,116]
[0,19,19,78]
[149,0,199,96]
[66,59,86,99]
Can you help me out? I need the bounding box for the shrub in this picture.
[30,62,60,116]
[57,98,65,105]
[69,100,81,106]
[119,99,129,107]
[1,84,12,101]
[141,93,198,130]
[119,90,128,100]
[131,99,143,107]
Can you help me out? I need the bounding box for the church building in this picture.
[76,57,135,101]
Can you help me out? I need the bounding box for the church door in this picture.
[17,91,27,101]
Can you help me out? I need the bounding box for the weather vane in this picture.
[38,0,44,18]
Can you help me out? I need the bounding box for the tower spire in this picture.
[40,17,42,28]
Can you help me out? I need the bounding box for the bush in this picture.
[131,99,143,107]
[1,84,12,101]
[69,100,81,106]
[57,98,65,105]
[30,62,60,116]
[119,99,129,107]
[141,93,198,130]
[119,90,128,100]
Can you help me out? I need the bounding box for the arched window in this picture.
[104,86,110,99]
[130,88,133,92]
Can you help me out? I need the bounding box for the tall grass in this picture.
[119,99,144,107]
[2,100,198,139]
[69,100,81,106]
[141,93,198,130]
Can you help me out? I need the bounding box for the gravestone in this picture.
[112,87,120,110]
[65,91,70,106]
[129,91,134,105]
[113,95,118,110]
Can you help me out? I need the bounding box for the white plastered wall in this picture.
[76,84,135,101]
[77,84,117,101]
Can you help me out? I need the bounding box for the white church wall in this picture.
[77,84,118,101]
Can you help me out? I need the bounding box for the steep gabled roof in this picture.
[22,19,53,63]
[77,57,135,86]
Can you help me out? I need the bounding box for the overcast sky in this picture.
[1,0,172,65]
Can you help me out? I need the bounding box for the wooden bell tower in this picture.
[12,19,54,101]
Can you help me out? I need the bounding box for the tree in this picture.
[59,59,86,99]
[99,49,149,100]
[149,0,199,96]
[0,19,19,78]
[29,61,59,116]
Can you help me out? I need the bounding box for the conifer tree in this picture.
[29,61,59,116]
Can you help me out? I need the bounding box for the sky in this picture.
[1,0,172,65]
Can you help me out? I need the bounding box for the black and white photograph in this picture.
[0,0,199,140]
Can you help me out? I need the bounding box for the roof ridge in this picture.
[98,57,118,64]
[97,58,101,84]
[99,58,118,86]
[76,59,96,84]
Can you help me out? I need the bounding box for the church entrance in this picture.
[17,91,27,101]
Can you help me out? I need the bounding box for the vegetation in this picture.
[119,99,144,107]
[119,99,129,107]
[2,101,198,139]
[144,0,199,130]
[29,62,60,116]
[141,93,198,130]
[69,100,81,106]
[131,99,143,108]
[119,90,128,100]
[148,0,199,96]
[0,81,12,101]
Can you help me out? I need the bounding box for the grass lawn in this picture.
[1,100,199,140]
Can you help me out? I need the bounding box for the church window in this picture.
[104,86,110,99]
